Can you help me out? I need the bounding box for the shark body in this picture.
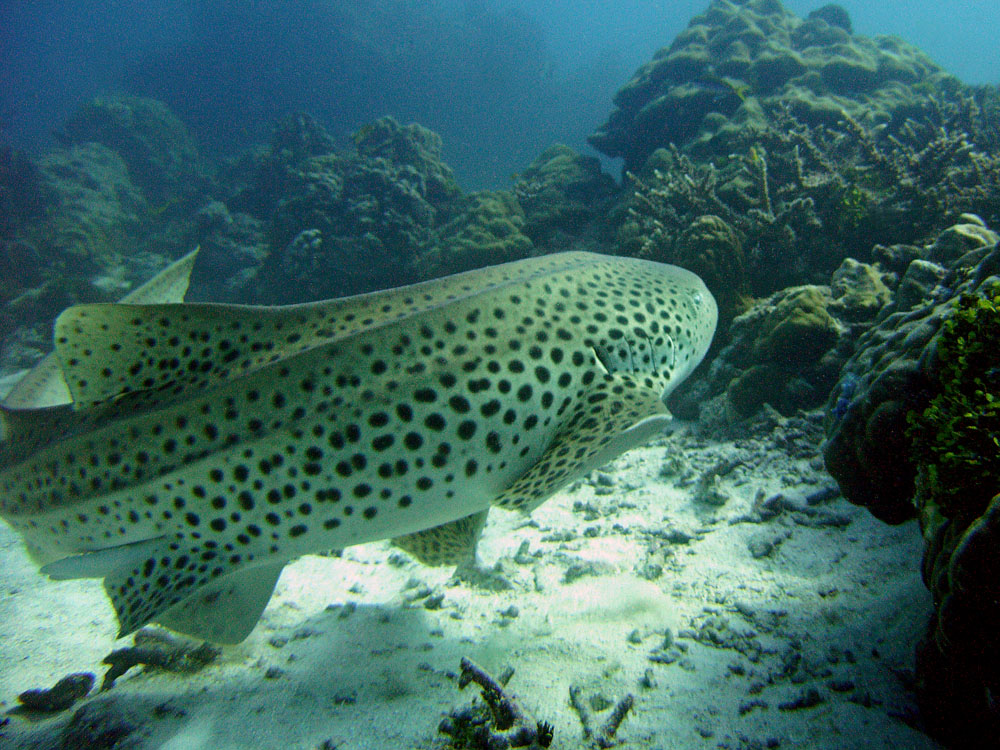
[0,251,716,643]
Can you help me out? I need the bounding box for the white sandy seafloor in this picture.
[0,410,941,750]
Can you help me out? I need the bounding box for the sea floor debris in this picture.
[16,673,94,713]
[568,685,635,749]
[100,628,220,690]
[438,658,553,749]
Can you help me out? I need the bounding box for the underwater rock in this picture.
[252,117,464,301]
[726,363,786,419]
[926,219,998,266]
[823,222,1000,744]
[17,673,94,713]
[101,629,221,690]
[56,695,153,750]
[514,144,615,250]
[590,0,953,171]
[828,257,891,322]
[56,95,203,203]
[893,258,948,313]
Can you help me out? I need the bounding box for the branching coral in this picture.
[620,99,1000,298]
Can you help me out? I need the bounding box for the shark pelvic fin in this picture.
[392,509,489,566]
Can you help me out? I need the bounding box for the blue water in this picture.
[2,0,998,189]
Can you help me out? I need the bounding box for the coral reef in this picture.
[568,685,635,749]
[438,658,553,749]
[513,144,616,250]
[0,98,222,368]
[417,191,533,280]
[0,142,146,353]
[246,119,612,302]
[698,283,848,419]
[823,218,999,524]
[55,95,204,203]
[251,116,465,301]
[601,0,1000,301]
[823,219,1000,743]
[591,0,955,171]
[904,288,1000,743]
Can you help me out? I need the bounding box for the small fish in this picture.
[830,372,859,422]
[0,251,716,643]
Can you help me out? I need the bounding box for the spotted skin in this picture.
[0,251,716,641]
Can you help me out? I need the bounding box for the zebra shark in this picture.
[0,251,716,643]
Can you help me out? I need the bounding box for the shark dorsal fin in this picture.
[2,249,200,409]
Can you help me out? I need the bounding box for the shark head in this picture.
[584,258,716,398]
[0,251,717,643]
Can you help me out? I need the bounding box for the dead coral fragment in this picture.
[17,672,95,712]
[438,658,553,749]
[568,684,635,749]
[101,628,220,690]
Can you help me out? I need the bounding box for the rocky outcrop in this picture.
[823,218,1000,744]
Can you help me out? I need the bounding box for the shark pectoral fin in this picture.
[154,562,284,644]
[494,376,672,514]
[392,509,489,566]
